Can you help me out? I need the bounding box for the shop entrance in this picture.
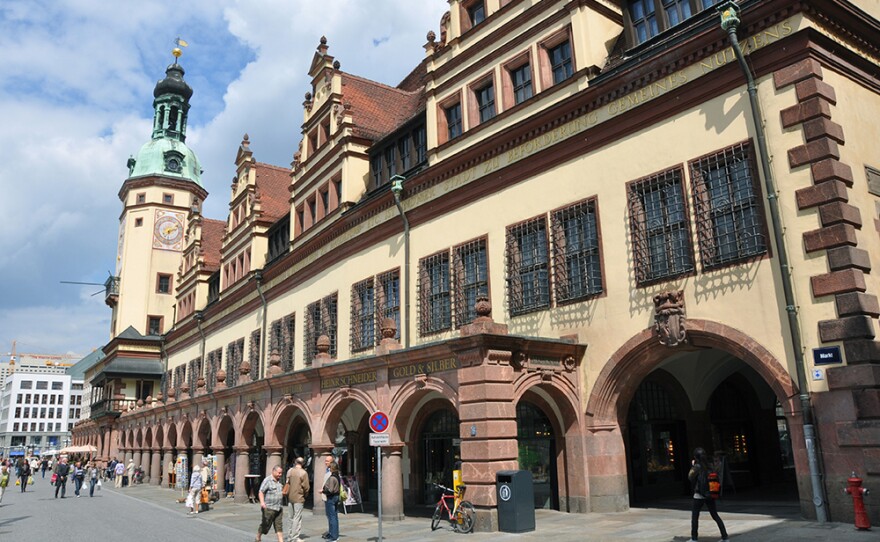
[420,409,460,505]
[516,402,558,509]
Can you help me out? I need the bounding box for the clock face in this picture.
[152,211,185,251]
[165,156,182,173]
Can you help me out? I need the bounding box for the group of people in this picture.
[0,455,103,502]
[107,457,137,487]
[254,454,342,542]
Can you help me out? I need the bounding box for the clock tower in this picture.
[109,52,208,338]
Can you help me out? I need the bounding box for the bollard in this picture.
[843,472,871,530]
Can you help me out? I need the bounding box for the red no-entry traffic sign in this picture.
[369,411,389,433]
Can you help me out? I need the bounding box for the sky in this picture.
[0,0,448,359]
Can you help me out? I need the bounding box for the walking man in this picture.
[40,457,48,478]
[114,460,125,488]
[54,457,71,498]
[687,447,729,542]
[286,457,311,542]
[256,465,285,542]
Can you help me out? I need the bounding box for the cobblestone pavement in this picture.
[1,478,875,541]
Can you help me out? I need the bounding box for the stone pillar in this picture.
[586,421,629,513]
[162,449,173,489]
[133,450,142,471]
[234,446,250,504]
[457,349,518,532]
[141,450,151,483]
[192,448,204,472]
[151,448,162,486]
[311,446,334,516]
[382,445,405,521]
[214,452,227,498]
[265,446,282,479]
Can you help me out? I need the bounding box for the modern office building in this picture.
[1,371,83,457]
[73,0,880,528]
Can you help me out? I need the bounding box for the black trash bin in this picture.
[496,470,535,533]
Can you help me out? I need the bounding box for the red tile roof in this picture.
[253,162,291,221]
[341,72,424,141]
[200,218,226,271]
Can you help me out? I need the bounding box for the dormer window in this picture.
[164,151,185,173]
[627,0,723,46]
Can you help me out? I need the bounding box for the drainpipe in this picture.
[720,2,827,523]
[194,310,206,370]
[253,270,268,378]
[390,175,410,348]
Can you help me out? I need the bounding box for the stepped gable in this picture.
[341,72,423,141]
[201,218,226,272]
[253,161,291,221]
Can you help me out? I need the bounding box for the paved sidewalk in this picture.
[108,483,874,541]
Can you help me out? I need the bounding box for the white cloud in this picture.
[0,0,448,356]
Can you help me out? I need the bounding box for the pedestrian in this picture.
[256,465,284,542]
[40,457,49,478]
[54,456,71,498]
[186,466,203,515]
[225,458,234,496]
[167,458,175,489]
[322,462,341,542]
[0,463,9,505]
[72,461,85,497]
[199,459,211,492]
[108,457,117,480]
[125,459,134,487]
[88,461,100,497]
[19,458,31,492]
[687,447,729,542]
[286,457,311,542]
[114,460,125,488]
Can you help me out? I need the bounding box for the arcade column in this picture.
[382,444,405,521]
[311,446,334,516]
[150,447,162,486]
[234,446,250,504]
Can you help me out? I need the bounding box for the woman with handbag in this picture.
[322,462,341,542]
[19,458,31,493]
[88,462,101,497]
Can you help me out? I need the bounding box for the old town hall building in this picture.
[73,0,880,529]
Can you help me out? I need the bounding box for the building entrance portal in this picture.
[625,349,798,507]
[516,402,558,509]
[420,409,460,505]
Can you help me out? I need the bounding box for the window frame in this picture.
[502,52,534,109]
[539,28,576,89]
[468,72,497,127]
[625,0,722,47]
[147,315,164,336]
[453,236,490,328]
[350,278,377,352]
[551,197,605,304]
[419,250,452,335]
[506,215,551,316]
[156,273,173,294]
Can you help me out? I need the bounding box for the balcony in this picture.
[104,275,120,307]
[89,397,137,419]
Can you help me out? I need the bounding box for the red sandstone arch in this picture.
[213,414,234,450]
[194,416,212,450]
[318,389,376,445]
[583,320,802,512]
[268,400,312,448]
[389,378,459,443]
[237,409,265,448]
[178,420,193,451]
[155,425,165,450]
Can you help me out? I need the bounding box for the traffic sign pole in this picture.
[370,411,390,542]
[377,445,383,542]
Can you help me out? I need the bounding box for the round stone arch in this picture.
[318,389,377,446]
[388,377,459,444]
[144,426,153,450]
[213,413,235,450]
[267,398,313,449]
[194,415,212,451]
[584,319,801,513]
[236,408,266,449]
[178,419,193,452]
[155,424,165,450]
[512,374,587,512]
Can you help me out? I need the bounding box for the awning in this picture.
[9,450,24,456]
[59,445,97,454]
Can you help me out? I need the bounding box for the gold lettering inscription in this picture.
[389,358,459,379]
[320,370,378,390]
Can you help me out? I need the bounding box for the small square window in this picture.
[136,193,146,205]
[147,316,163,335]
[135,217,143,227]
[163,193,174,205]
[157,273,172,294]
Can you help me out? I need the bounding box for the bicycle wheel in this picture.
[431,503,443,531]
[453,501,475,533]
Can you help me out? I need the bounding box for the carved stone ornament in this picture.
[653,290,687,347]
[562,355,577,372]
[239,359,251,376]
[216,368,227,388]
[247,400,257,412]
[267,349,282,377]
[511,351,527,370]
[414,374,428,389]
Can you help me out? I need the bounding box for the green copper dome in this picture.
[128,137,203,185]
[125,60,203,186]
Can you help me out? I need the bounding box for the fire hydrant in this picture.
[844,472,871,530]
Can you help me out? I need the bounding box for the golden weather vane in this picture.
[173,36,189,62]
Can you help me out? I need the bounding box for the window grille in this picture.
[552,199,603,303]
[419,252,452,334]
[270,318,283,361]
[377,269,401,342]
[304,294,338,362]
[454,238,489,327]
[507,217,550,315]
[205,348,221,393]
[282,314,295,372]
[187,358,201,394]
[161,370,170,401]
[628,168,694,284]
[690,142,767,269]
[351,278,376,352]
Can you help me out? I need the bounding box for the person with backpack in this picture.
[687,447,729,542]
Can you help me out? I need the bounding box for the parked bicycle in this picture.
[431,483,475,533]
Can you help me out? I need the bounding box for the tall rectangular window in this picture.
[282,314,295,372]
[553,199,603,302]
[385,146,396,181]
[549,41,573,85]
[398,137,411,172]
[351,279,376,352]
[628,168,694,284]
[304,294,338,363]
[419,252,451,334]
[147,316,163,335]
[445,103,462,140]
[414,126,427,163]
[476,83,496,124]
[690,142,767,269]
[511,64,533,104]
[454,238,489,327]
[378,269,401,341]
[507,217,549,315]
